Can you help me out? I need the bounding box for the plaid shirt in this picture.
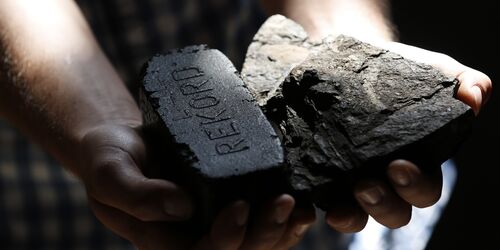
[0,1,453,249]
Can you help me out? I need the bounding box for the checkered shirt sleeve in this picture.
[0,121,134,250]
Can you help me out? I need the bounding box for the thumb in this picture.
[381,42,493,115]
[455,68,492,115]
[80,125,193,222]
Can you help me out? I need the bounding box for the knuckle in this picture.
[89,159,122,188]
[88,159,153,219]
[127,199,157,221]
[85,161,119,196]
[126,180,168,221]
[385,209,412,229]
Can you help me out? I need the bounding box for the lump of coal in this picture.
[282,35,473,171]
[140,45,287,227]
[241,15,315,107]
[242,15,474,210]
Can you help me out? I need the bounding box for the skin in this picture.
[0,0,492,249]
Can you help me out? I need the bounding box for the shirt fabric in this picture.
[0,1,453,249]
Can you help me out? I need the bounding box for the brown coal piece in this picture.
[242,15,474,211]
[139,45,287,229]
[275,36,474,209]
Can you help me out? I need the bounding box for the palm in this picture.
[325,41,492,233]
[380,42,492,114]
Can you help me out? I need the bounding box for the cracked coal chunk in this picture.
[272,36,474,208]
[139,45,286,227]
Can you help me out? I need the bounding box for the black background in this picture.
[392,1,499,249]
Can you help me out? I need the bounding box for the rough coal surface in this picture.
[242,16,474,210]
[139,45,286,227]
[283,36,472,169]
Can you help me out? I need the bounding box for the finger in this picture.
[240,194,295,250]
[326,204,368,233]
[86,145,192,221]
[387,159,442,208]
[88,197,191,250]
[272,224,311,250]
[196,201,250,250]
[88,197,141,244]
[455,68,493,115]
[382,42,492,114]
[273,205,316,249]
[81,125,193,221]
[81,125,148,170]
[354,180,412,229]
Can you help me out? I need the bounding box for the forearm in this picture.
[260,0,396,42]
[0,0,141,173]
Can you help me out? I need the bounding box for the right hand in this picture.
[80,124,315,250]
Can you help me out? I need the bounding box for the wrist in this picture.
[65,101,142,177]
[1,50,142,173]
[262,0,396,43]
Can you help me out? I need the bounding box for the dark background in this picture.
[392,1,499,249]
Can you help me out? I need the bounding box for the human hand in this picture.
[80,125,315,249]
[325,41,492,233]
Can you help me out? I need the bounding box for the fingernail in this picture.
[274,202,293,224]
[164,200,191,219]
[389,169,412,187]
[234,201,250,226]
[358,186,384,205]
[471,85,483,115]
[295,225,309,237]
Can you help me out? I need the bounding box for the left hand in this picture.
[260,0,492,237]
[325,41,492,233]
